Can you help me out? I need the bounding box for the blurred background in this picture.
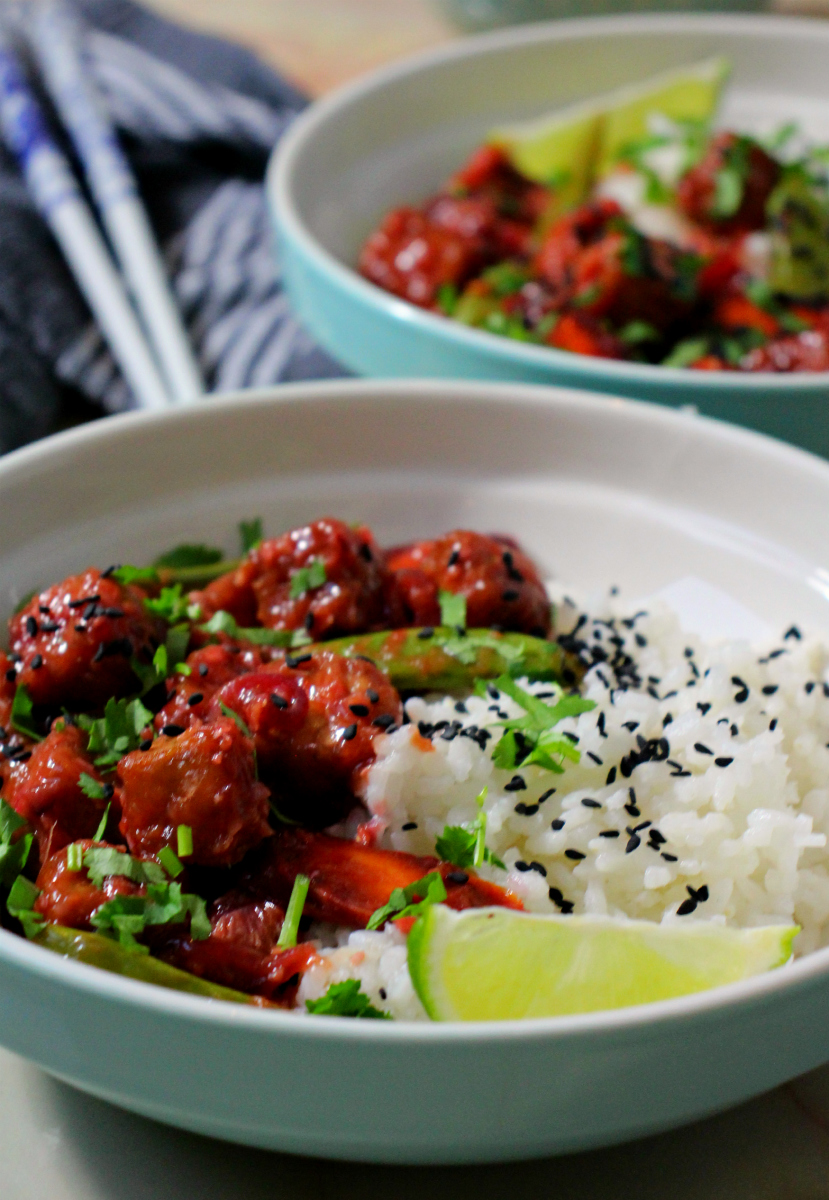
[142,0,822,95]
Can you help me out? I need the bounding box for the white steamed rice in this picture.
[297,589,829,1019]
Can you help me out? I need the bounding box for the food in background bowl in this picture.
[359,58,829,372]
[2,513,819,1021]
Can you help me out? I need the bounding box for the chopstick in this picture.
[0,27,171,412]
[30,0,205,405]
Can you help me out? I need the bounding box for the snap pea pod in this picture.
[33,924,268,1006]
[305,627,578,692]
[156,559,240,590]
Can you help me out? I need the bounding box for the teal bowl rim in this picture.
[4,378,829,1041]
[269,10,829,394]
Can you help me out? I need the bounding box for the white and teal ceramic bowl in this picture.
[269,14,829,459]
[2,380,829,1161]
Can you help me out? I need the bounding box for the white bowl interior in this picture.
[287,16,829,268]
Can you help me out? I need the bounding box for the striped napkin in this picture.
[0,0,345,451]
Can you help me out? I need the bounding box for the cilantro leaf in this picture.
[91,881,210,951]
[92,802,110,842]
[77,696,154,767]
[6,874,43,938]
[153,544,223,570]
[199,610,295,647]
[306,979,390,1018]
[438,590,466,629]
[82,846,166,889]
[289,559,327,600]
[78,773,106,801]
[143,584,191,625]
[488,676,594,775]
[112,565,159,587]
[10,684,42,742]
[239,518,263,554]
[661,337,711,368]
[435,786,505,870]
[440,629,523,667]
[0,797,33,887]
[367,870,447,931]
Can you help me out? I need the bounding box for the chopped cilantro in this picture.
[112,565,159,587]
[91,881,210,951]
[743,279,775,311]
[77,696,154,766]
[0,797,32,887]
[619,320,660,346]
[79,772,106,801]
[239,518,263,554]
[435,785,505,870]
[82,846,166,889]
[10,684,42,742]
[276,873,310,948]
[92,802,111,842]
[488,676,595,774]
[440,628,523,667]
[176,824,193,858]
[199,610,295,647]
[438,590,466,629]
[289,559,327,600]
[143,584,191,625]
[6,874,43,938]
[153,544,223,570]
[306,979,390,1018]
[66,842,84,872]
[218,701,252,739]
[436,282,458,315]
[158,845,184,877]
[481,262,529,297]
[367,870,447,931]
[662,337,710,368]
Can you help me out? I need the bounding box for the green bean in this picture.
[33,924,267,1006]
[307,627,578,691]
[156,559,240,590]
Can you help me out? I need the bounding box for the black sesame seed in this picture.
[372,713,395,728]
[730,724,739,737]
[379,988,387,1000]
[762,685,778,695]
[551,818,565,831]
[198,663,209,677]
[4,669,14,683]
[648,829,666,846]
[285,653,312,668]
[187,693,204,706]
[625,834,641,853]
[486,685,499,700]
[582,798,601,809]
[39,622,59,633]
[504,775,527,792]
[784,625,801,640]
[515,861,530,872]
[102,782,115,800]
[30,654,43,670]
[715,756,733,767]
[694,743,713,755]
[454,700,467,714]
[565,849,586,861]
[806,682,815,694]
[38,605,50,615]
[769,718,778,731]
[562,731,579,744]
[162,724,185,737]
[349,704,369,717]
[634,633,647,648]
[599,830,620,838]
[446,870,469,885]
[417,628,434,640]
[549,886,564,904]
[661,852,678,862]
[514,802,539,816]
[402,822,417,831]
[538,788,556,803]
[696,702,711,716]
[342,724,358,741]
[25,616,37,637]
[271,693,289,710]
[586,751,603,765]
[304,612,315,632]
[367,689,380,704]
[100,607,125,619]
[101,565,118,578]
[622,720,639,732]
[529,861,547,877]
[359,543,373,562]
[502,590,520,602]
[448,548,460,567]
[605,766,617,785]
[731,676,749,703]
[676,897,697,916]
[139,737,153,751]
[10,749,31,763]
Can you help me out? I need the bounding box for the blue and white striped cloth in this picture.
[0,0,343,443]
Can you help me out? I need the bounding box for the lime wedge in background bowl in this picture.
[408,905,797,1021]
[488,56,730,201]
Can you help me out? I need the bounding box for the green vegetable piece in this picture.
[77,696,154,767]
[143,584,191,625]
[436,283,458,315]
[306,979,390,1018]
[661,337,711,369]
[66,842,84,872]
[33,925,263,1005]
[153,544,223,570]
[768,170,829,301]
[158,846,184,878]
[453,289,503,328]
[91,881,211,951]
[277,873,310,948]
[481,262,529,297]
[438,590,466,629]
[367,870,447,931]
[10,684,42,742]
[92,803,111,843]
[619,320,660,346]
[176,824,193,858]
[435,785,505,870]
[307,627,572,693]
[0,798,33,888]
[6,875,43,938]
[239,517,263,554]
[289,558,327,600]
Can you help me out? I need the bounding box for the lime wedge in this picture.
[408,906,797,1022]
[596,56,731,175]
[487,57,730,203]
